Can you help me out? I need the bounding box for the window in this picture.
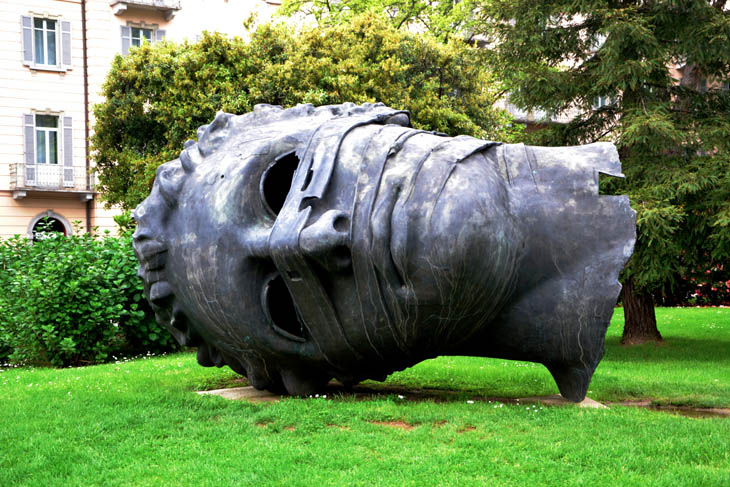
[27,211,72,240]
[33,18,57,65]
[23,113,74,188]
[593,96,613,109]
[21,15,72,70]
[121,24,165,55]
[35,115,59,164]
[131,26,153,47]
[32,217,68,241]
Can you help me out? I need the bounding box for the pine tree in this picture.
[479,1,730,343]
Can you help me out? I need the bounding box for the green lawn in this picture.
[1,308,729,486]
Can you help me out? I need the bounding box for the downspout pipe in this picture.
[82,0,92,234]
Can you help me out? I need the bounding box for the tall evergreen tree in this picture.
[479,1,730,342]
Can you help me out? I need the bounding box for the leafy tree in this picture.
[480,1,730,343]
[91,14,517,210]
[278,0,479,41]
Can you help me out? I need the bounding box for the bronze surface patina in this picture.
[133,103,635,401]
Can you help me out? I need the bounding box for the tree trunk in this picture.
[621,276,663,345]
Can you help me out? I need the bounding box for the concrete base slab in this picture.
[517,394,607,409]
[196,386,607,409]
[197,386,280,402]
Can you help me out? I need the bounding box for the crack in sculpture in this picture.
[133,102,636,401]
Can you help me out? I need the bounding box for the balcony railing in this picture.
[9,163,94,198]
[110,0,181,19]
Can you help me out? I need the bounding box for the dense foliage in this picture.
[478,1,730,339]
[92,14,517,210]
[279,0,479,41]
[0,225,178,366]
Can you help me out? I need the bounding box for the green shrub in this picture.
[0,226,178,366]
[91,13,519,210]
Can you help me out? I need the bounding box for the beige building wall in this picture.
[86,0,279,110]
[1,0,279,240]
[0,0,90,238]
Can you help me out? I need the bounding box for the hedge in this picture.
[0,224,178,367]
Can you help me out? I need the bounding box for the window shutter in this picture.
[61,21,72,68]
[21,16,33,66]
[156,29,166,42]
[23,114,36,186]
[62,116,74,187]
[121,25,131,55]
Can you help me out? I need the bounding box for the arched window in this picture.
[27,210,72,240]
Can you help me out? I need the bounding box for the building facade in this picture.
[0,0,277,239]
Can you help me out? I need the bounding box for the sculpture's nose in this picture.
[299,209,351,271]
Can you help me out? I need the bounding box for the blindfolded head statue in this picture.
[133,102,635,401]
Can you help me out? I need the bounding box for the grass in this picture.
[1,307,729,486]
[382,307,730,408]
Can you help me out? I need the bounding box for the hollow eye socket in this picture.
[261,151,300,217]
[262,274,307,342]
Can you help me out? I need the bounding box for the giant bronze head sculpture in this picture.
[133,103,635,401]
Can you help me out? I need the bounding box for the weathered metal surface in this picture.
[133,102,635,401]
